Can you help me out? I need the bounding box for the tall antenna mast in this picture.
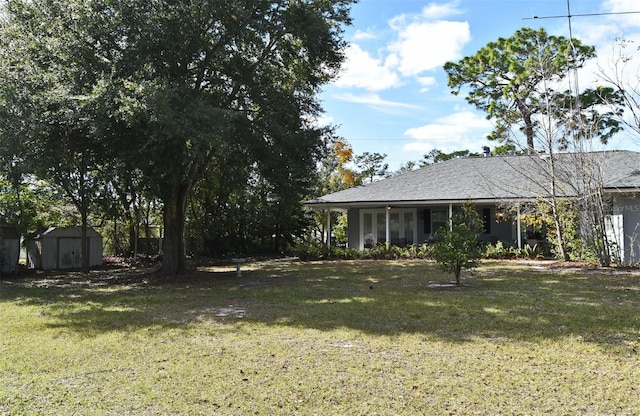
[524,1,640,147]
[565,0,580,125]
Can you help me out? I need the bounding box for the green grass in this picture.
[1,260,639,415]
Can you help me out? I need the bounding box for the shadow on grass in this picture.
[2,260,639,348]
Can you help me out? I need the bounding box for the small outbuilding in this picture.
[27,227,103,270]
[0,225,20,275]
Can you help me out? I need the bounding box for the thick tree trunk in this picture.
[81,209,90,274]
[548,155,570,262]
[160,182,191,275]
[515,99,536,153]
[550,199,570,262]
[78,170,90,274]
[127,218,136,257]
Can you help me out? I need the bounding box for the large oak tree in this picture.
[0,0,354,274]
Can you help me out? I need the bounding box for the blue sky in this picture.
[319,0,640,171]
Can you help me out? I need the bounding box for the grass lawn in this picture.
[1,259,639,415]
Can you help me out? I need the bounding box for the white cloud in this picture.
[334,93,424,110]
[405,123,470,140]
[334,44,401,91]
[602,0,640,28]
[389,20,470,76]
[313,114,333,127]
[353,29,377,41]
[403,111,492,153]
[332,1,470,92]
[421,2,463,19]
[403,141,438,154]
[405,111,491,139]
[417,76,437,92]
[390,2,462,28]
[570,1,640,49]
[569,2,640,93]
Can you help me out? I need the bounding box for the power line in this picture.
[524,10,640,20]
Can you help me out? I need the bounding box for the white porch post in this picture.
[326,209,331,248]
[517,204,522,249]
[385,206,391,244]
[449,203,453,232]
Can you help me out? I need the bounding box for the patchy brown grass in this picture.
[1,259,639,414]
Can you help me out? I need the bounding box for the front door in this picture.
[360,208,416,249]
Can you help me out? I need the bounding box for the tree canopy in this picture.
[354,152,389,184]
[0,0,355,274]
[444,27,623,152]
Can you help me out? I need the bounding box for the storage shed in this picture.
[27,227,103,270]
[0,225,20,274]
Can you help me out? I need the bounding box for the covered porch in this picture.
[319,202,528,250]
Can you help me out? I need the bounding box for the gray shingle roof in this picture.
[306,150,640,208]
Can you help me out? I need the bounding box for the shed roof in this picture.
[306,150,640,209]
[27,227,102,240]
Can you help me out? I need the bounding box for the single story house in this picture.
[0,224,20,274]
[26,227,103,270]
[305,150,640,264]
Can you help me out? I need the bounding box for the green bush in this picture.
[289,242,360,261]
[290,241,433,261]
[431,201,484,285]
[484,241,516,259]
[521,243,544,259]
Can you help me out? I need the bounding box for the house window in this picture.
[431,209,449,234]
[363,213,374,248]
[376,212,387,244]
[404,212,414,245]
[360,209,416,248]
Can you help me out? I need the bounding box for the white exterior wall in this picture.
[610,196,640,265]
[42,235,59,269]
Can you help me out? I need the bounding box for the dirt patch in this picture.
[4,258,640,290]
[0,266,159,289]
[505,259,640,275]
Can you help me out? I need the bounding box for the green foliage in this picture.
[492,143,520,155]
[289,241,433,261]
[289,242,358,261]
[0,0,356,272]
[420,148,479,166]
[444,27,601,151]
[333,212,349,245]
[483,241,546,260]
[0,176,73,235]
[552,86,625,147]
[354,152,389,184]
[186,155,318,256]
[430,202,484,284]
[521,243,544,260]
[520,199,581,261]
[484,241,518,259]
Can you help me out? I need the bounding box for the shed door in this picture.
[59,238,83,269]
